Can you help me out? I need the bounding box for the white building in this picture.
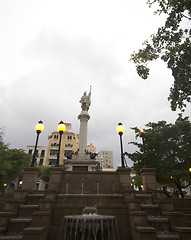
[26,146,48,166]
[97,151,113,169]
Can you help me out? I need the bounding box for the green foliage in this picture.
[131,170,143,188]
[38,164,66,183]
[126,115,191,188]
[39,166,50,182]
[130,0,191,111]
[0,132,31,191]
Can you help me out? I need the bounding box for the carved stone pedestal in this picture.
[21,167,40,191]
[140,168,157,191]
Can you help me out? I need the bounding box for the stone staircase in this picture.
[137,193,181,240]
[0,192,49,240]
[127,191,191,240]
[173,198,191,227]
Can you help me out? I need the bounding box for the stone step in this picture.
[148,217,169,223]
[8,219,32,233]
[184,213,191,220]
[135,194,153,204]
[157,233,181,240]
[0,234,23,240]
[175,208,191,214]
[19,205,39,218]
[141,204,161,217]
[136,193,152,198]
[26,194,44,204]
[185,221,191,227]
[20,205,39,208]
[141,204,159,208]
[148,217,170,233]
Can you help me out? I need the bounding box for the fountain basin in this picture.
[58,214,120,240]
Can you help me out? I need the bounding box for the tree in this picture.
[125,115,191,197]
[38,164,66,183]
[39,166,50,183]
[130,0,191,111]
[0,132,31,192]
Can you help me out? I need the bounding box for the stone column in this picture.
[140,168,157,191]
[78,113,90,153]
[48,167,63,192]
[21,167,40,191]
[117,167,132,191]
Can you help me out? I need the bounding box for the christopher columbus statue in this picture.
[80,86,91,111]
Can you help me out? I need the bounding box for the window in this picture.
[73,136,75,139]
[40,150,45,157]
[54,135,58,139]
[65,144,67,147]
[68,136,72,140]
[28,149,32,154]
[39,159,44,165]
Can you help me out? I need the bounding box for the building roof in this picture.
[51,131,78,135]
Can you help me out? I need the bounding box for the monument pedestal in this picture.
[140,168,157,191]
[49,167,63,191]
[65,153,97,171]
[117,167,132,191]
[21,167,40,191]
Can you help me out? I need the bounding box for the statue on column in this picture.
[80,86,91,111]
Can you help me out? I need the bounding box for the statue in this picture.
[80,86,91,111]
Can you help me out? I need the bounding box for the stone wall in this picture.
[59,171,121,194]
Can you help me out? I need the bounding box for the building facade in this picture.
[45,123,79,166]
[26,123,109,170]
[26,146,48,166]
[97,150,113,169]
[86,143,96,153]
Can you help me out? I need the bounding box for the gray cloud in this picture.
[1,27,190,167]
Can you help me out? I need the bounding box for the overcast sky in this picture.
[0,0,190,167]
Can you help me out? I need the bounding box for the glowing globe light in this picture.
[116,123,125,135]
[57,121,66,132]
[35,120,44,132]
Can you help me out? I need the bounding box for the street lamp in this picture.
[56,121,66,167]
[139,128,148,168]
[31,120,44,167]
[116,122,125,168]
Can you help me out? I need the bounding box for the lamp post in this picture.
[31,120,44,167]
[56,121,66,167]
[139,128,148,168]
[116,122,125,168]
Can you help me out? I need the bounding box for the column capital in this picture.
[78,113,90,120]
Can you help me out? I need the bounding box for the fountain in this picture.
[57,207,120,240]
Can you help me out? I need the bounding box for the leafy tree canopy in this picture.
[125,115,191,191]
[39,165,50,183]
[130,0,191,111]
[0,132,31,191]
[38,164,66,183]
